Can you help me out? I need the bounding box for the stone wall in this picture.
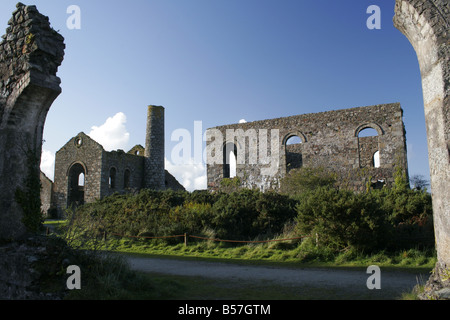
[53,133,104,214]
[100,149,145,198]
[40,171,52,216]
[207,103,408,192]
[394,0,450,297]
[0,235,72,300]
[0,3,64,239]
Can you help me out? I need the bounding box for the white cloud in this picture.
[165,158,207,192]
[239,119,247,123]
[39,114,207,191]
[88,112,130,151]
[40,149,55,181]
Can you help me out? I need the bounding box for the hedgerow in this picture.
[69,167,433,254]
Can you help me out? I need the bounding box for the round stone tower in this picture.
[144,105,165,190]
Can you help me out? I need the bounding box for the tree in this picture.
[409,174,430,190]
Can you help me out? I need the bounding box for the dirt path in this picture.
[126,256,428,299]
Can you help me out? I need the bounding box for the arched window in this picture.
[357,126,380,168]
[358,127,378,138]
[109,167,116,189]
[223,143,237,178]
[68,163,86,208]
[286,135,302,145]
[285,134,303,172]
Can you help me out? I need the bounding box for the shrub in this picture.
[279,167,337,196]
[295,187,389,252]
[294,184,434,253]
[69,177,433,253]
[210,189,297,240]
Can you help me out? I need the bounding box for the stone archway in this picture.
[67,163,86,209]
[0,4,65,239]
[394,0,449,298]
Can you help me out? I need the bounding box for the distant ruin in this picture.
[207,103,409,192]
[0,3,64,239]
[44,106,184,218]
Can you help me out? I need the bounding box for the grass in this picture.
[101,236,437,271]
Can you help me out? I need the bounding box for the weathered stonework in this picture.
[144,105,166,190]
[0,3,64,239]
[48,106,184,217]
[393,0,450,297]
[40,171,52,216]
[0,235,68,300]
[207,103,408,192]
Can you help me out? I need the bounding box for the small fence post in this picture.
[184,233,188,247]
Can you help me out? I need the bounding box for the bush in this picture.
[71,188,297,244]
[69,172,433,254]
[293,185,434,253]
[210,189,297,240]
[279,167,337,196]
[294,187,389,252]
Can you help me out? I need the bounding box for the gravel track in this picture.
[126,256,428,299]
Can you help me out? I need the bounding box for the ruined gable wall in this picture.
[207,103,407,192]
[53,133,103,216]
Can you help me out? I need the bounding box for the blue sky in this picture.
[0,0,430,191]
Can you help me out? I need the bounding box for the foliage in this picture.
[279,167,337,196]
[64,250,160,300]
[409,174,430,190]
[210,189,296,240]
[294,185,433,252]
[295,187,388,251]
[219,176,242,193]
[71,188,297,244]
[68,165,433,255]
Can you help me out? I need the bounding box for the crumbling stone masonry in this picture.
[394,0,450,298]
[0,3,64,239]
[206,103,408,192]
[49,105,184,218]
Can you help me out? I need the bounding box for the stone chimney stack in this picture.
[144,105,165,190]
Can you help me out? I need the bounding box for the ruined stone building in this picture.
[43,105,184,217]
[206,103,409,192]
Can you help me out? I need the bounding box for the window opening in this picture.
[285,135,303,172]
[223,143,237,178]
[109,167,116,189]
[68,163,85,208]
